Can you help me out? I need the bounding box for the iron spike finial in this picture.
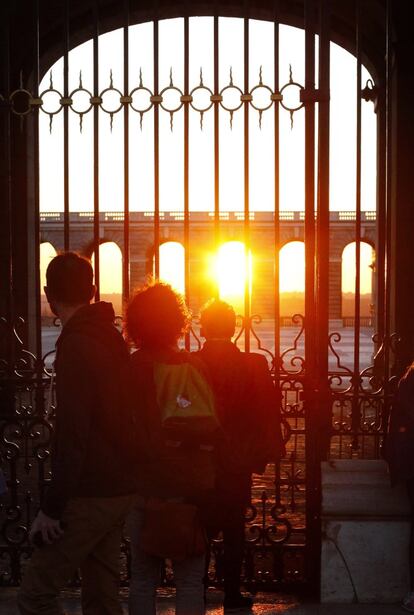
[109,69,113,88]
[169,67,173,87]
[289,64,293,83]
[259,65,263,85]
[229,66,233,86]
[19,69,23,89]
[199,67,203,87]
[49,70,53,89]
[139,67,143,88]
[79,70,83,89]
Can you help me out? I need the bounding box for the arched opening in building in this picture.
[91,241,123,315]
[156,241,185,294]
[279,240,305,319]
[341,241,375,323]
[40,242,58,321]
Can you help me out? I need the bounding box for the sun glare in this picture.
[216,241,251,310]
[159,242,185,294]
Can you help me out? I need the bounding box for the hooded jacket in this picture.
[42,302,138,519]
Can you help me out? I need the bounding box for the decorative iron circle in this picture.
[9,88,32,116]
[70,87,93,115]
[39,89,63,115]
[190,85,213,113]
[250,84,273,112]
[279,81,304,112]
[129,86,153,113]
[159,86,183,113]
[100,87,123,115]
[220,85,243,112]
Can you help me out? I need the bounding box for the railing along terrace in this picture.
[39,210,377,223]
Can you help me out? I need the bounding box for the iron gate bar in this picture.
[273,1,281,373]
[316,0,330,456]
[184,14,190,349]
[2,7,12,367]
[243,13,250,352]
[375,61,386,348]
[33,0,42,365]
[383,0,392,404]
[304,0,317,591]
[63,0,70,252]
[123,0,130,303]
[351,0,362,451]
[93,0,100,300]
[214,15,220,298]
[273,0,283,519]
[153,17,160,279]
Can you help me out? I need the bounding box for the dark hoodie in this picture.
[195,340,285,476]
[42,302,138,519]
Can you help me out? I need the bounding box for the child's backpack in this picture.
[153,355,219,438]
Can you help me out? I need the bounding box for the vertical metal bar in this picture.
[273,2,281,370]
[63,0,70,251]
[123,0,130,303]
[316,0,330,458]
[304,0,317,595]
[351,0,362,449]
[273,0,283,522]
[153,19,160,279]
[384,0,392,392]
[2,6,14,370]
[304,0,316,372]
[184,15,190,349]
[93,0,100,300]
[243,13,250,352]
[214,15,220,298]
[375,96,386,347]
[33,0,42,363]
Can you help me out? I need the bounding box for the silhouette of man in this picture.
[18,252,138,615]
[195,299,284,610]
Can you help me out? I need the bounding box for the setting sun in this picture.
[216,241,252,311]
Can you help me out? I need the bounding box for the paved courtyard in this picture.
[0,588,406,614]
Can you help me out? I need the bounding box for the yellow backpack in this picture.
[154,359,219,437]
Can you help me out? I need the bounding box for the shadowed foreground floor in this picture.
[0,588,405,614]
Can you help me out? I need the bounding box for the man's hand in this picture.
[29,510,64,545]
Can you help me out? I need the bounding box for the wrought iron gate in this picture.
[0,0,396,595]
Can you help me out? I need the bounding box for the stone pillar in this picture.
[321,460,410,603]
[390,3,414,372]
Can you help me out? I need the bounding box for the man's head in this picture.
[126,281,191,349]
[45,252,96,317]
[199,299,236,340]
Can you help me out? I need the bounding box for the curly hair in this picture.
[126,282,191,349]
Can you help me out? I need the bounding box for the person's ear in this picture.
[89,285,97,301]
